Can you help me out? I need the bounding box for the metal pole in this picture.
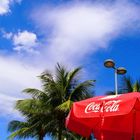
[115,69,118,95]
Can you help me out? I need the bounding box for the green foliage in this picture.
[56,100,73,112]
[8,121,36,140]
[120,76,140,93]
[8,63,95,140]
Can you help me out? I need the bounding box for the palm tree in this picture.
[120,76,140,93]
[39,64,95,140]
[105,76,140,95]
[8,63,95,140]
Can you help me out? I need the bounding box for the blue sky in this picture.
[0,0,140,139]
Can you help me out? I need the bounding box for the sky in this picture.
[0,0,140,139]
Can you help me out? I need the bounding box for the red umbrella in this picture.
[66,92,140,140]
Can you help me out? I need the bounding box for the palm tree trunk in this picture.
[58,133,62,140]
[58,123,62,140]
[38,135,44,140]
[38,129,45,140]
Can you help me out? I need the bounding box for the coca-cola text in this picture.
[85,100,121,113]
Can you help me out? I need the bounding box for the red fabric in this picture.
[66,92,140,139]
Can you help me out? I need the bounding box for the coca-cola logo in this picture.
[85,100,121,113]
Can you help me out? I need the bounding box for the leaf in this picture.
[56,100,73,112]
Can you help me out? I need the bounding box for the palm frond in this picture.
[22,88,46,98]
[56,100,73,112]
[69,80,95,100]
[66,67,82,86]
[120,76,140,93]
[16,99,50,116]
[65,67,82,92]
[123,76,133,92]
[55,63,69,87]
[39,70,53,83]
[8,126,34,140]
[133,80,140,92]
[8,121,29,132]
[8,112,42,139]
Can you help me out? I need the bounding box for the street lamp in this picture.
[104,59,127,95]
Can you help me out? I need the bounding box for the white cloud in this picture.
[0,56,42,117]
[0,0,10,15]
[0,56,42,95]
[1,30,39,54]
[2,31,13,39]
[32,1,140,66]
[0,93,20,118]
[0,0,22,15]
[13,30,38,53]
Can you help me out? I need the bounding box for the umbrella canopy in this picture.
[66,92,140,140]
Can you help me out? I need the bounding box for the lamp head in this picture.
[104,59,115,68]
[117,67,127,75]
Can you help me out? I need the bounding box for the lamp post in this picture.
[104,59,127,95]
